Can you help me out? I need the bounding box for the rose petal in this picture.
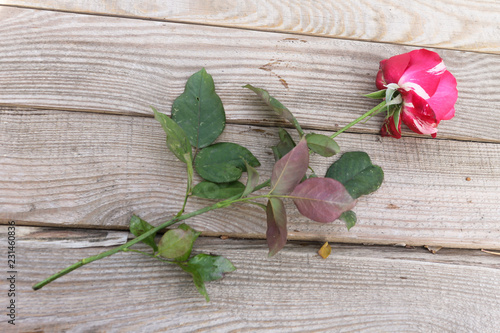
[406,49,445,76]
[401,111,439,137]
[402,90,436,118]
[427,71,458,121]
[441,107,455,121]
[398,71,442,100]
[379,52,411,85]
[380,115,402,139]
[398,49,445,98]
[401,92,439,136]
[375,69,385,90]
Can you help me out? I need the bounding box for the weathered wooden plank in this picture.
[16,226,127,248]
[9,226,500,332]
[1,108,499,249]
[1,0,499,54]
[0,7,499,142]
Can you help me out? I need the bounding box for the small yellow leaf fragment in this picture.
[424,245,442,254]
[318,242,332,259]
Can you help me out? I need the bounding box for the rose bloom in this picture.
[376,49,458,138]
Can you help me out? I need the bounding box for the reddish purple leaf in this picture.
[291,177,356,223]
[266,198,287,257]
[270,137,309,195]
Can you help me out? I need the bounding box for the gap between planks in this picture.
[11,224,500,260]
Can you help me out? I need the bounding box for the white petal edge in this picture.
[426,61,446,75]
[399,81,431,100]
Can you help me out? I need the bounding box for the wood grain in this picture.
[1,0,499,54]
[10,226,500,332]
[0,7,500,142]
[16,226,127,248]
[1,108,499,249]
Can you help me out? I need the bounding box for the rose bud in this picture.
[376,49,458,138]
[380,115,402,139]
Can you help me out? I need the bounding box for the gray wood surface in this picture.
[1,2,499,331]
[0,7,499,142]
[2,108,499,249]
[1,0,499,54]
[9,226,500,332]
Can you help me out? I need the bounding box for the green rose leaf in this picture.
[171,68,225,149]
[241,161,260,198]
[393,106,401,130]
[305,133,340,157]
[158,223,201,261]
[325,152,384,199]
[271,128,296,162]
[192,181,245,199]
[177,254,236,302]
[129,215,158,252]
[364,89,386,99]
[178,264,210,302]
[340,210,357,230]
[244,84,304,136]
[194,142,260,183]
[152,106,192,164]
[187,254,236,282]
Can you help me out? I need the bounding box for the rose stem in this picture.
[32,179,272,290]
[330,100,386,139]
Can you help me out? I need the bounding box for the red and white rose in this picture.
[376,49,458,138]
